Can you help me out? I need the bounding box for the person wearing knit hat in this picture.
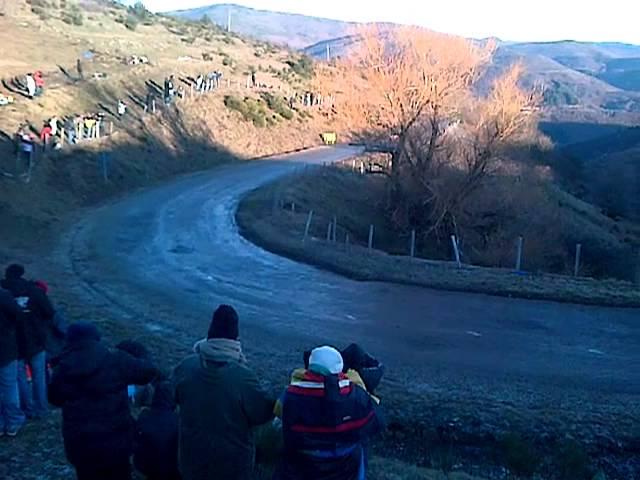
[308,346,343,376]
[4,264,25,281]
[49,325,158,480]
[207,304,239,340]
[274,345,385,480]
[174,304,274,480]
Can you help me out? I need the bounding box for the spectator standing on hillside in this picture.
[168,75,175,100]
[49,323,159,480]
[145,91,156,113]
[0,285,23,437]
[77,58,84,80]
[163,77,170,104]
[40,123,53,150]
[25,74,36,98]
[84,116,97,139]
[173,305,274,480]
[117,100,127,117]
[133,381,181,480]
[74,115,84,141]
[49,116,59,137]
[64,117,76,144]
[15,126,35,167]
[1,264,55,420]
[274,346,385,480]
[33,71,44,96]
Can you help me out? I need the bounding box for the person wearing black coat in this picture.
[49,323,159,480]
[133,381,181,480]
[0,287,24,436]
[1,264,55,419]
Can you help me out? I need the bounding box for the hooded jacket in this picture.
[1,277,55,360]
[274,370,385,480]
[48,339,158,468]
[134,382,181,480]
[173,339,274,480]
[0,288,20,367]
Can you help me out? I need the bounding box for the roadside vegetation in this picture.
[246,24,640,284]
[237,165,640,306]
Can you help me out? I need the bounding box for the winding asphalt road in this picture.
[62,146,639,448]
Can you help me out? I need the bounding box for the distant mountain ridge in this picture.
[170,3,357,48]
[171,4,640,122]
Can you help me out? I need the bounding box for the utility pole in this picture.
[326,44,330,62]
[227,8,231,33]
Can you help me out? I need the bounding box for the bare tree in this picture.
[325,26,540,236]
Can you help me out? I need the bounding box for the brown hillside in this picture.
[0,0,338,247]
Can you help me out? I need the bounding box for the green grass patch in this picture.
[261,92,294,120]
[224,95,269,128]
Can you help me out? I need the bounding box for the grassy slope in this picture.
[0,0,338,247]
[237,166,640,307]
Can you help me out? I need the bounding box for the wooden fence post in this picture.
[332,216,337,243]
[109,122,114,136]
[410,229,416,257]
[451,235,461,268]
[368,225,374,251]
[574,243,582,277]
[60,128,65,148]
[515,236,524,271]
[100,153,109,183]
[302,210,313,242]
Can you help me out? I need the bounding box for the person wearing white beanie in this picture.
[274,345,385,480]
[308,346,343,376]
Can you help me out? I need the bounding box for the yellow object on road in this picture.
[321,132,337,145]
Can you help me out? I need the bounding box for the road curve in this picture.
[61,146,639,444]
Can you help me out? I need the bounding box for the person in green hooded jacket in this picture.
[173,305,274,480]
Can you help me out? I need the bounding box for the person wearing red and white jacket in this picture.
[274,346,385,480]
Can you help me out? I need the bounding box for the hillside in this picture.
[170,5,640,123]
[0,0,335,248]
[305,35,640,122]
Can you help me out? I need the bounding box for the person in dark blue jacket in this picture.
[0,287,23,436]
[49,323,159,480]
[133,381,181,480]
[1,264,55,419]
[275,346,385,480]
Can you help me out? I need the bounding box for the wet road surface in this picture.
[61,146,640,445]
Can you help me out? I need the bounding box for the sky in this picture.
[128,0,640,45]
